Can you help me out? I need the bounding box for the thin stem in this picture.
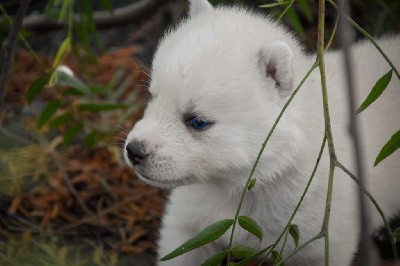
[334,161,399,259]
[259,1,292,9]
[261,135,326,263]
[322,163,334,265]
[279,229,289,255]
[226,61,319,263]
[327,0,400,82]
[277,0,295,21]
[19,34,47,72]
[278,232,325,265]
[325,13,339,52]
[317,1,336,161]
[232,245,274,266]
[317,0,338,265]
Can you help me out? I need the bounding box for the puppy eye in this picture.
[188,117,212,130]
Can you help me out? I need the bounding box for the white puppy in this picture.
[124,0,400,265]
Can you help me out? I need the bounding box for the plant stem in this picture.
[226,62,319,264]
[335,161,399,260]
[279,229,289,255]
[278,232,325,265]
[277,0,295,21]
[316,0,338,265]
[317,1,335,161]
[325,14,338,52]
[327,0,400,82]
[322,163,334,265]
[261,135,326,264]
[232,245,274,266]
[18,35,48,72]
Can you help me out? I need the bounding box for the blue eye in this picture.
[188,117,211,130]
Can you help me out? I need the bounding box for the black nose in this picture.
[126,141,148,165]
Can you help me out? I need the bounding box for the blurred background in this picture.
[0,0,399,265]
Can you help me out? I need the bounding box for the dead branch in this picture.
[20,0,162,31]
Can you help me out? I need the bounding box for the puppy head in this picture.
[124,2,305,189]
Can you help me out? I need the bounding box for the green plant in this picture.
[1,0,137,149]
[27,67,139,148]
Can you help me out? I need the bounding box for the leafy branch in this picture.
[225,61,319,263]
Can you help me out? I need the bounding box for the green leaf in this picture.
[84,131,99,149]
[357,70,393,114]
[288,224,300,247]
[231,245,273,266]
[82,0,99,43]
[276,1,293,21]
[200,250,229,266]
[37,99,62,128]
[395,227,400,241]
[62,88,85,96]
[19,28,33,39]
[238,215,263,241]
[52,38,71,69]
[58,71,91,95]
[100,0,113,12]
[160,219,234,261]
[272,251,284,266]
[298,0,313,22]
[62,122,84,146]
[77,103,126,112]
[374,130,400,166]
[259,2,288,8]
[88,85,113,95]
[49,112,74,128]
[286,7,305,39]
[230,246,256,259]
[26,77,48,103]
[57,0,69,21]
[75,21,90,52]
[247,179,256,190]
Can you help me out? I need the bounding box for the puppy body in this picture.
[124,1,400,265]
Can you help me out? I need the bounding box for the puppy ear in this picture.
[189,0,213,17]
[260,41,294,91]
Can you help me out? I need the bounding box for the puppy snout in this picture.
[126,140,148,165]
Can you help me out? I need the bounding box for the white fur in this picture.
[124,0,400,264]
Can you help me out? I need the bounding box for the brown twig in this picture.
[0,0,30,110]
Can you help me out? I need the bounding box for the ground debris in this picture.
[2,146,165,255]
